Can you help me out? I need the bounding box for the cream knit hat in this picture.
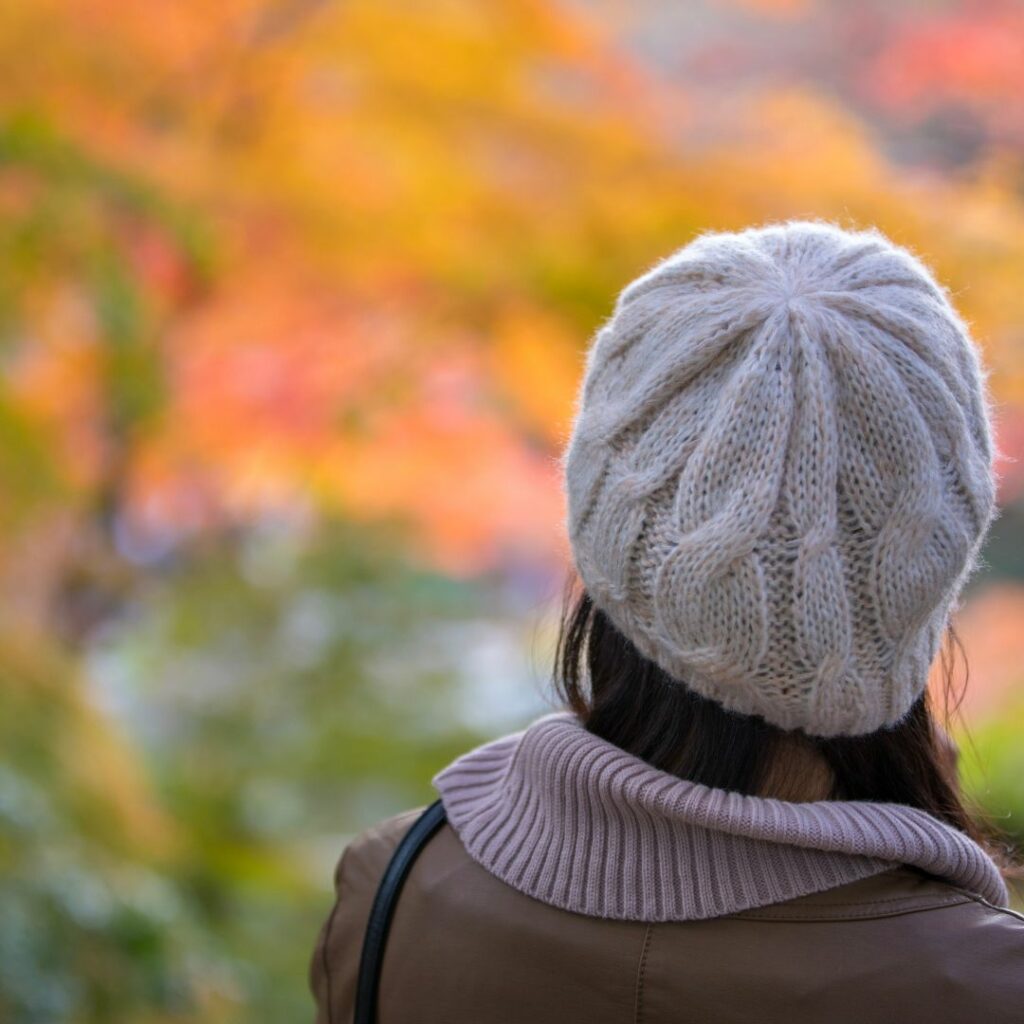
[563,220,999,737]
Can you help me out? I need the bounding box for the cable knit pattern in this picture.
[563,221,999,735]
[433,712,1008,921]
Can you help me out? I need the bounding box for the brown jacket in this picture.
[311,807,1024,1024]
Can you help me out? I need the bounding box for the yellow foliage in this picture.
[0,629,177,861]
[1,0,1023,566]
[490,304,583,448]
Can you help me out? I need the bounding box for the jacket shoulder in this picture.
[308,806,427,1024]
[332,805,427,893]
[691,869,1024,1022]
[736,865,1019,922]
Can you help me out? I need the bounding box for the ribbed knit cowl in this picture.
[432,712,1008,921]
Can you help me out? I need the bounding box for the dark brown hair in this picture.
[554,576,1015,871]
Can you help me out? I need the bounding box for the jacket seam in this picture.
[633,925,653,1024]
[734,897,975,923]
[737,892,969,913]
[318,844,358,1024]
[962,892,1024,923]
[319,897,343,1024]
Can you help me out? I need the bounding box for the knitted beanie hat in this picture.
[563,221,999,737]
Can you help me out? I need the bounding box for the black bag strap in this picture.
[353,799,448,1024]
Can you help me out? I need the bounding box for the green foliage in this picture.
[960,699,1024,850]
[0,643,199,1023]
[0,518,530,1024]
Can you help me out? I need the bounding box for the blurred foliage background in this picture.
[1,0,1024,1020]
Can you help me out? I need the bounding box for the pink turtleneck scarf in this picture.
[432,711,1008,922]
